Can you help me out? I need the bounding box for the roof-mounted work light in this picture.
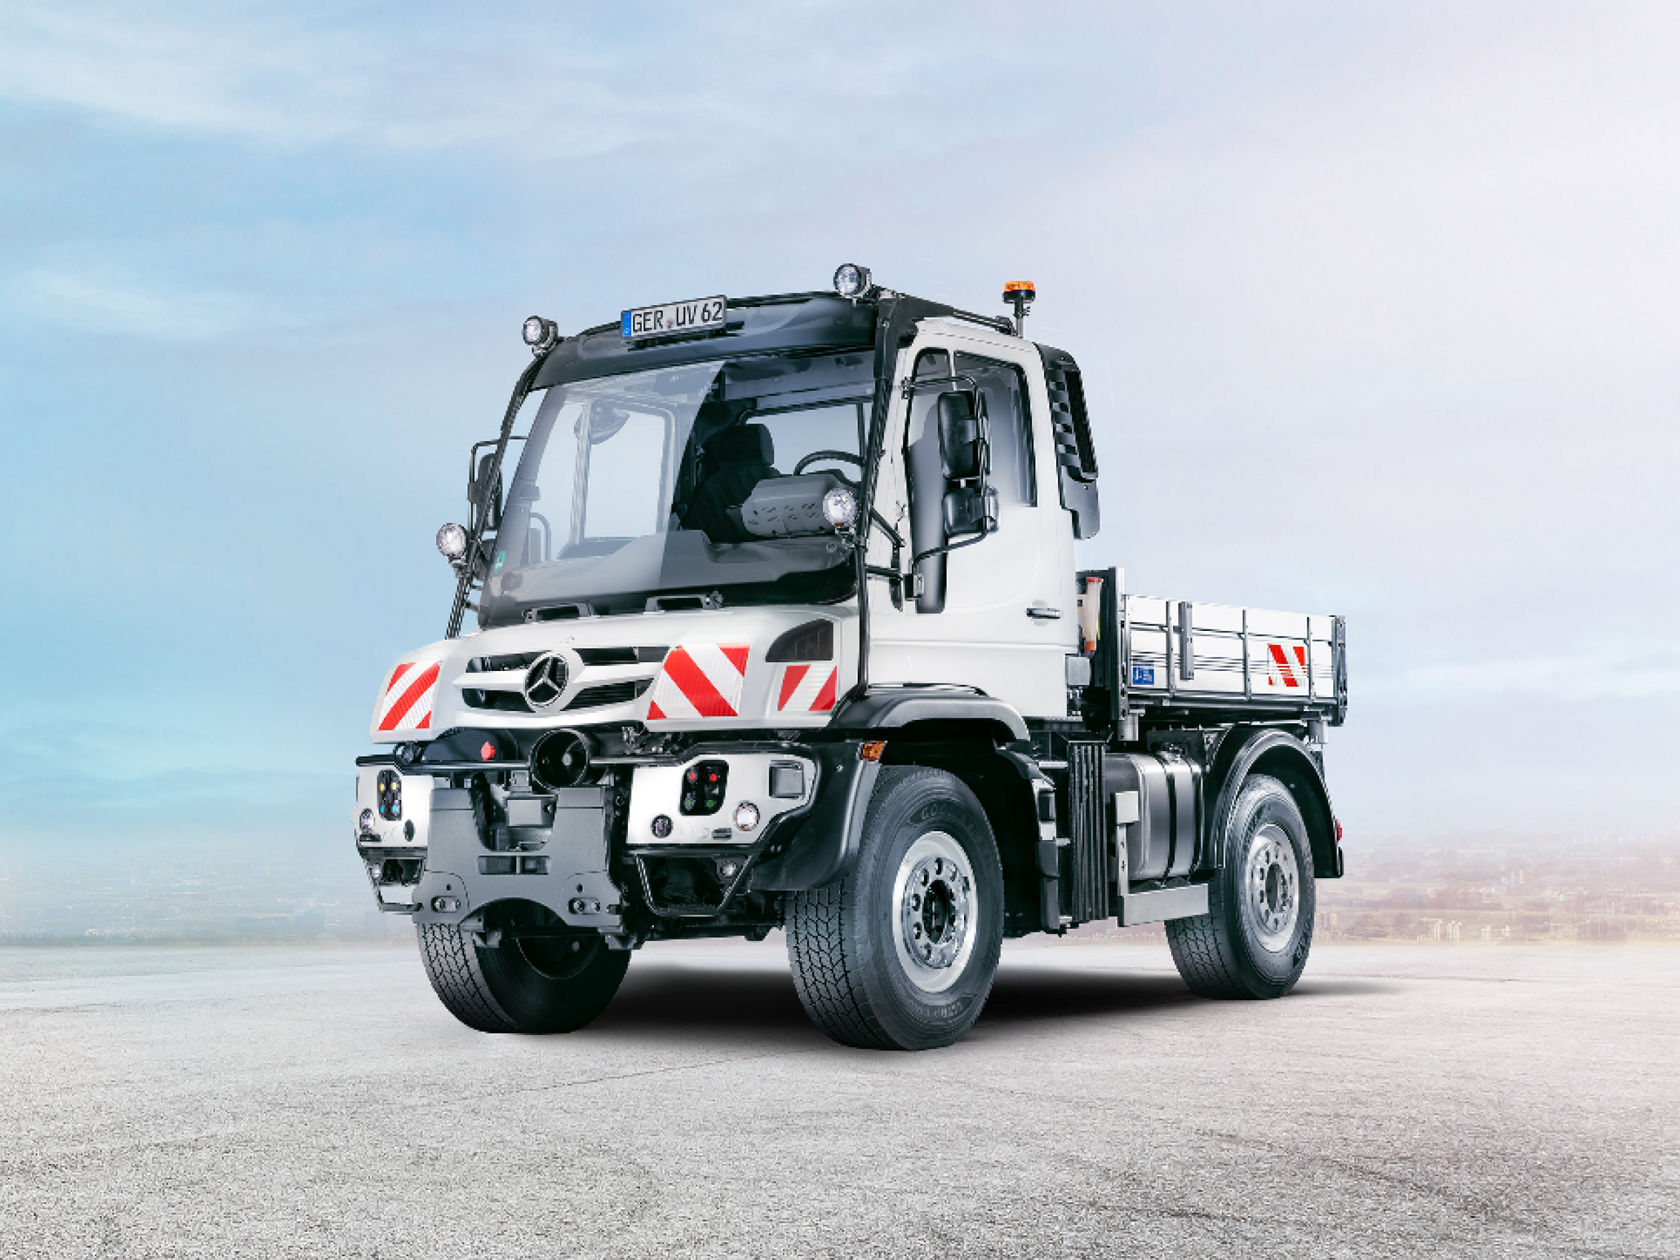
[832,263,874,300]
[521,315,559,354]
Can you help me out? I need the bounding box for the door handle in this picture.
[1026,603,1061,620]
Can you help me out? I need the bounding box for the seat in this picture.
[683,423,777,542]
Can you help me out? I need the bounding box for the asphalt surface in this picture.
[1,938,1675,1259]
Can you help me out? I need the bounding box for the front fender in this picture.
[748,743,881,891]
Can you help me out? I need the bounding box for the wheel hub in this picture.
[1245,824,1300,951]
[892,832,978,993]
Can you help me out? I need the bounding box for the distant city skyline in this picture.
[3,829,1672,945]
[3,3,1678,879]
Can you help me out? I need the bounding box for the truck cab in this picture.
[354,269,1347,1049]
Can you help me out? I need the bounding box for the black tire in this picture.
[417,922,629,1034]
[1167,773,1315,998]
[786,765,1004,1050]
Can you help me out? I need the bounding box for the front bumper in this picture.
[352,747,823,931]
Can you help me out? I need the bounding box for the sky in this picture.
[2,0,1678,880]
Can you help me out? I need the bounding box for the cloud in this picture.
[13,267,260,341]
[0,3,637,155]
[0,1,1002,164]
[1362,644,1680,704]
[9,265,359,342]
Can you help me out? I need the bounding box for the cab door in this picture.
[866,327,1076,718]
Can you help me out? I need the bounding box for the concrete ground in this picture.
[0,938,1675,1259]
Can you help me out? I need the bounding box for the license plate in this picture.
[621,295,727,339]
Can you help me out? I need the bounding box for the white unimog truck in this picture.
[354,266,1348,1050]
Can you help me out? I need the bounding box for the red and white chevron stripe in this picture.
[1261,642,1309,691]
[376,658,442,732]
[647,644,748,721]
[775,662,837,714]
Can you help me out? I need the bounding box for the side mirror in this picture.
[906,388,994,614]
[469,451,503,533]
[936,391,984,479]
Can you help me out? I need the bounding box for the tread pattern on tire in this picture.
[788,765,974,1050]
[787,875,893,1050]
[1166,773,1310,999]
[1165,900,1246,998]
[417,923,518,1033]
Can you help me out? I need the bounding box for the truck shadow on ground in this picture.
[595,961,1394,1044]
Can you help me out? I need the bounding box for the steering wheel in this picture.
[793,449,865,478]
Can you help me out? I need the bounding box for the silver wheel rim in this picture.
[1245,823,1300,952]
[891,831,978,994]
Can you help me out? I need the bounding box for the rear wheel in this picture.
[786,766,1003,1050]
[418,921,629,1034]
[1167,773,1315,999]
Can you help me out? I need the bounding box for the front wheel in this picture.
[418,922,629,1034]
[1166,773,1316,999]
[786,766,1004,1050]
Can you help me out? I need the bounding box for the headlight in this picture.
[436,522,468,562]
[358,808,375,835]
[733,801,760,832]
[822,485,858,530]
[832,263,873,299]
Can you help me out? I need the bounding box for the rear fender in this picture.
[1203,727,1342,878]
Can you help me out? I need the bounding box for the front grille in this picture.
[566,679,652,710]
[577,646,669,666]
[462,688,532,713]
[461,676,654,713]
[469,652,542,673]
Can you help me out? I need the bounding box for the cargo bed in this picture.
[1079,569,1347,727]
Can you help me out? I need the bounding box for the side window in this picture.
[582,407,666,538]
[954,352,1035,507]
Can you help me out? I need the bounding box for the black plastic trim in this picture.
[748,743,881,891]
[1202,726,1342,879]
[765,618,835,663]
[827,686,1029,743]
[533,294,877,389]
[1037,344,1101,540]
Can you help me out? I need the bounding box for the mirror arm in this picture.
[899,372,979,399]
[870,510,902,549]
[447,356,545,639]
[910,529,990,570]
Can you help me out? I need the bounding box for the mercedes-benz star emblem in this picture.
[522,652,569,710]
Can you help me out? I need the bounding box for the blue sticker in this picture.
[492,550,506,573]
[620,311,633,337]
[1131,664,1155,686]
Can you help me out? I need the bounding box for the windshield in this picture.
[479,350,873,625]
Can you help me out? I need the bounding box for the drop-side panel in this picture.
[1120,595,1342,717]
